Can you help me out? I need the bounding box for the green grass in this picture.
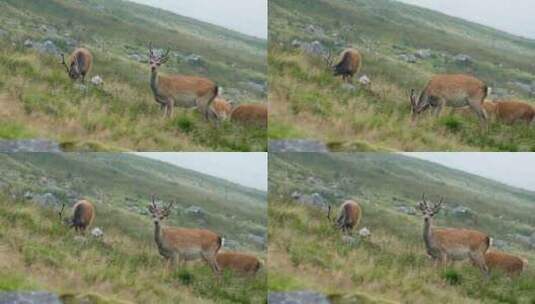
[268,153,535,303]
[0,0,267,151]
[269,0,535,151]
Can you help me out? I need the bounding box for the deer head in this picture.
[60,53,81,80]
[416,194,443,222]
[148,43,170,71]
[147,194,174,224]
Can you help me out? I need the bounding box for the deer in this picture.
[410,74,489,125]
[327,200,362,235]
[207,97,232,121]
[483,100,534,125]
[147,195,222,273]
[216,251,262,275]
[230,103,267,128]
[148,44,219,119]
[416,195,490,274]
[58,200,95,233]
[325,48,362,83]
[60,48,93,82]
[484,250,527,276]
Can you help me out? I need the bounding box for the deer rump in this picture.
[216,252,261,274]
[334,50,361,78]
[71,201,95,231]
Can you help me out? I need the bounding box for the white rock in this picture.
[358,75,371,85]
[358,227,371,237]
[91,227,103,238]
[91,75,103,86]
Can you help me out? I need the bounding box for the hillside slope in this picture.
[0,153,267,303]
[268,153,535,303]
[0,0,267,151]
[269,0,535,152]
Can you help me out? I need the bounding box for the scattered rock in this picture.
[451,206,473,217]
[268,291,330,304]
[342,235,359,247]
[358,227,371,237]
[241,81,267,95]
[185,206,204,217]
[305,24,325,37]
[24,39,33,48]
[358,75,371,86]
[399,54,417,63]
[222,238,240,250]
[0,291,62,304]
[269,140,329,153]
[396,206,417,215]
[128,53,144,62]
[340,83,357,92]
[294,192,328,209]
[185,54,202,65]
[300,40,327,56]
[247,233,266,248]
[511,81,533,95]
[453,54,472,64]
[491,239,509,250]
[91,75,103,86]
[73,236,86,242]
[91,227,103,238]
[32,193,60,208]
[489,87,509,98]
[415,49,432,59]
[34,40,61,55]
[512,233,534,249]
[0,140,61,152]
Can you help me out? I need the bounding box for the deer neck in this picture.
[423,218,436,257]
[150,68,161,97]
[153,221,172,257]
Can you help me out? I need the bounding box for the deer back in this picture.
[72,200,95,229]
[70,48,93,74]
[216,252,261,274]
[493,100,535,124]
[334,49,361,76]
[161,227,221,254]
[424,74,487,107]
[338,200,361,229]
[485,250,525,275]
[230,104,267,127]
[157,74,216,99]
[432,228,489,253]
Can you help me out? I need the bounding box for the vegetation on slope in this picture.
[269,0,535,151]
[0,0,267,151]
[0,153,267,303]
[268,153,535,303]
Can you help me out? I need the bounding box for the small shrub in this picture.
[442,268,462,285]
[176,269,194,285]
[440,115,463,133]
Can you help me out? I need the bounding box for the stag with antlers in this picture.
[148,43,219,120]
[324,48,362,83]
[327,200,362,235]
[60,48,93,82]
[147,195,222,273]
[58,200,95,233]
[417,194,490,274]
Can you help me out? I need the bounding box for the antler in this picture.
[148,193,157,214]
[159,49,170,63]
[323,49,334,67]
[60,54,70,73]
[327,205,332,221]
[58,203,66,220]
[162,200,174,218]
[148,42,155,58]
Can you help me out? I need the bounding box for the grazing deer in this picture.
[325,48,362,83]
[417,195,490,274]
[230,103,267,128]
[60,48,93,82]
[410,74,488,124]
[208,97,232,121]
[148,44,219,119]
[484,100,535,125]
[327,200,362,235]
[484,250,527,276]
[58,200,95,233]
[216,252,262,275]
[147,196,222,273]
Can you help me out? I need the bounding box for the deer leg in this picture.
[470,252,489,276]
[469,100,488,129]
[201,252,220,273]
[166,98,175,118]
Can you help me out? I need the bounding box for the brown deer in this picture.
[208,97,232,121]
[325,48,362,83]
[60,48,93,82]
[230,103,267,128]
[327,200,362,235]
[148,44,219,119]
[216,252,262,275]
[147,195,222,273]
[484,250,527,276]
[58,200,95,233]
[417,195,490,274]
[483,100,534,125]
[410,74,488,124]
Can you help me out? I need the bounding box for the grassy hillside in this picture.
[268,153,535,303]
[269,0,535,152]
[0,0,267,151]
[0,153,267,303]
